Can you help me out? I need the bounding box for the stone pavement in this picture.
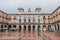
[43,32,60,40]
[0,31,59,40]
[0,31,42,40]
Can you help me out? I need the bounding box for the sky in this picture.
[0,0,60,14]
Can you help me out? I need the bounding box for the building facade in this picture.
[0,6,60,32]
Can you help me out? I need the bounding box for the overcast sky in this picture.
[0,0,60,14]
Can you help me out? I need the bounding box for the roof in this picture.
[52,6,60,14]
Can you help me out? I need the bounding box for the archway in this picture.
[19,25,21,31]
[13,25,16,31]
[55,25,56,31]
[48,25,51,31]
[8,25,11,31]
[1,25,3,32]
[4,25,7,32]
[38,25,40,31]
[13,25,16,28]
[43,25,46,31]
[33,25,35,32]
[24,25,26,32]
[57,24,59,31]
[28,25,31,32]
[38,25,40,36]
[5,25,6,27]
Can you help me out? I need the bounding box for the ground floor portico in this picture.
[0,23,60,32]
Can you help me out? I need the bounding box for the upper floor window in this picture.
[59,13,60,15]
[44,20,45,23]
[24,19,26,23]
[38,16,40,23]
[48,16,50,19]
[14,16,16,20]
[38,19,40,23]
[19,19,21,23]
[33,19,35,22]
[28,19,30,23]
[38,16,40,18]
[19,16,21,19]
[56,14,58,17]
[9,16,11,20]
[2,14,4,18]
[43,16,46,19]
[0,15,1,17]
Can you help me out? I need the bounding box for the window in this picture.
[38,16,40,23]
[0,15,1,17]
[19,16,21,19]
[44,20,45,23]
[48,16,50,19]
[9,16,11,20]
[2,14,4,18]
[38,19,40,23]
[14,16,16,20]
[43,16,46,19]
[38,10,40,12]
[33,19,35,22]
[19,19,21,23]
[24,19,26,23]
[56,14,58,17]
[48,20,50,23]
[59,13,60,15]
[48,16,50,23]
[28,19,30,23]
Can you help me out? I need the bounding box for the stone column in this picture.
[50,25,53,31]
[26,25,28,32]
[59,23,60,31]
[35,25,38,32]
[53,25,56,32]
[11,25,13,31]
[20,25,24,37]
[40,25,43,32]
[56,24,58,31]
[30,25,33,37]
[46,25,48,31]
[16,25,19,31]
[21,25,24,32]
[31,25,33,32]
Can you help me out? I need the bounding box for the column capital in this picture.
[21,25,24,27]
[35,25,38,27]
[26,25,28,26]
[40,25,43,26]
[31,25,33,27]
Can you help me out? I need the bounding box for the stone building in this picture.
[0,6,60,32]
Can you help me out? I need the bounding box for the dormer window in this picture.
[35,8,41,12]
